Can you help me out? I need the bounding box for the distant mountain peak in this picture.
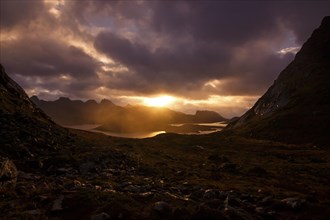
[58,97,71,101]
[85,99,98,105]
[100,98,114,106]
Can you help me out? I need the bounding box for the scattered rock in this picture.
[0,157,18,192]
[203,189,227,200]
[124,185,141,193]
[18,171,34,180]
[189,189,205,201]
[25,209,42,215]
[138,191,154,198]
[224,195,241,207]
[79,162,96,175]
[56,167,71,175]
[91,212,110,220]
[195,145,205,150]
[224,205,254,220]
[260,196,274,206]
[15,182,36,195]
[203,199,224,209]
[193,205,226,219]
[52,195,65,211]
[281,197,306,210]
[220,163,240,173]
[152,201,172,215]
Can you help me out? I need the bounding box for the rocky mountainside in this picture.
[31,96,226,132]
[0,64,74,161]
[226,16,330,146]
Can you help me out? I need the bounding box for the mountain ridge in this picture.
[31,95,227,133]
[0,64,73,161]
[225,16,330,146]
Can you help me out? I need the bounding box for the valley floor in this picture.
[1,130,330,219]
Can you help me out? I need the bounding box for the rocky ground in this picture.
[1,129,329,219]
[1,63,329,219]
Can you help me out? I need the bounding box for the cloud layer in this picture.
[1,0,329,116]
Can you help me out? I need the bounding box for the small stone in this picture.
[220,163,240,173]
[52,195,64,211]
[189,189,205,201]
[56,167,71,175]
[281,197,306,210]
[95,185,102,190]
[195,145,205,150]
[73,180,82,187]
[203,189,227,200]
[18,172,34,180]
[79,162,96,175]
[25,209,42,215]
[91,212,110,220]
[224,196,241,207]
[224,205,254,220]
[124,185,140,193]
[255,207,264,213]
[260,196,274,205]
[153,201,171,214]
[139,192,154,198]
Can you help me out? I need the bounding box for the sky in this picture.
[1,0,329,117]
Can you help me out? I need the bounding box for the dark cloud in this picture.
[0,1,45,29]
[94,31,231,95]
[91,1,328,97]
[0,0,329,112]
[150,1,329,45]
[151,1,276,45]
[2,37,99,79]
[1,35,101,99]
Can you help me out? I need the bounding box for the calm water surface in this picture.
[65,122,226,138]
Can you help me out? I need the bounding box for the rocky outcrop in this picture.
[0,157,18,192]
[226,16,330,146]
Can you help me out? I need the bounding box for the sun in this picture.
[143,95,175,107]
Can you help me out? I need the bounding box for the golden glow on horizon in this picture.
[143,95,175,107]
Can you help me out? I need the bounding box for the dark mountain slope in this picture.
[226,16,330,146]
[0,64,73,161]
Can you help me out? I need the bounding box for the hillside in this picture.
[226,16,330,146]
[0,64,73,160]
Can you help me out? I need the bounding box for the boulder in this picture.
[0,157,18,192]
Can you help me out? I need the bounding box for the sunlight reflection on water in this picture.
[64,122,226,138]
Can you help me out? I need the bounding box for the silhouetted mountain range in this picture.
[226,16,330,146]
[31,96,226,132]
